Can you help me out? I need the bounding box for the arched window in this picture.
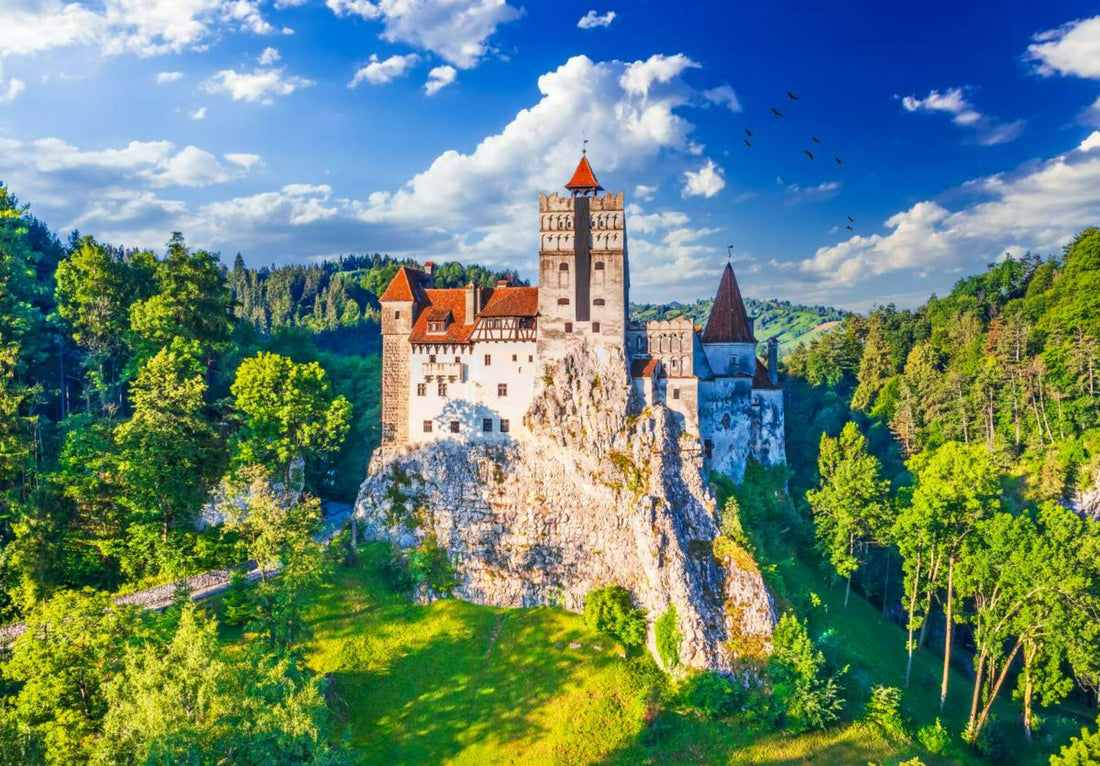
[594,261,605,270]
[558,261,569,289]
[559,262,569,270]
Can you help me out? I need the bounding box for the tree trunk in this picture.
[905,550,922,687]
[1023,642,1036,742]
[968,649,987,736]
[940,556,955,714]
[845,532,854,607]
[972,640,1023,741]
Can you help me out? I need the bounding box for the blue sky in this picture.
[1,1,1100,310]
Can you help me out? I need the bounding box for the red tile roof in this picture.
[753,358,781,390]
[410,289,472,344]
[478,286,539,317]
[631,357,660,378]
[379,266,425,303]
[702,263,755,344]
[565,154,603,192]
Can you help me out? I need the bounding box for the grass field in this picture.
[281,543,1086,765]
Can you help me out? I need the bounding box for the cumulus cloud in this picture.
[702,84,741,112]
[257,46,281,65]
[577,10,615,29]
[156,71,184,84]
[424,64,456,95]
[799,131,1100,289]
[634,184,657,201]
[0,0,285,59]
[225,152,262,170]
[326,0,521,69]
[682,159,725,198]
[1028,16,1100,79]
[0,61,25,103]
[192,106,207,120]
[203,66,314,103]
[900,87,1023,145]
[349,53,419,86]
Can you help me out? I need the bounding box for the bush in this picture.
[406,534,456,595]
[768,613,845,733]
[916,717,951,756]
[654,606,682,669]
[1052,717,1100,765]
[221,568,252,627]
[863,685,907,740]
[680,672,739,719]
[584,585,647,651]
[973,717,1010,762]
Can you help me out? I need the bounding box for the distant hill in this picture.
[631,297,848,356]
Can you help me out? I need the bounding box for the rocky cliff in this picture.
[355,345,775,671]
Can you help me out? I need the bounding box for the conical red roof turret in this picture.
[702,263,756,344]
[565,153,603,195]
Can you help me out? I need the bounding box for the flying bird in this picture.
[770,107,783,117]
[811,136,822,144]
[803,150,815,160]
[835,156,843,164]
[786,91,800,100]
[845,225,855,231]
[846,215,855,223]
[744,138,752,147]
[744,128,753,137]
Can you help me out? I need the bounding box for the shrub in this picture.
[916,717,951,756]
[584,585,647,650]
[863,685,907,740]
[221,568,252,627]
[406,533,456,595]
[1052,717,1100,765]
[680,672,739,719]
[768,613,845,733]
[654,606,682,669]
[973,717,1010,762]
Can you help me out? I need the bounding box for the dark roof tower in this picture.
[702,262,756,343]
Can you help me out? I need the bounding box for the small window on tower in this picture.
[512,354,517,362]
[449,420,460,433]
[395,310,401,320]
[429,354,436,363]
[593,298,605,306]
[423,420,433,433]
[592,322,601,333]
[416,383,426,396]
[673,388,681,400]
[594,261,605,270]
[565,322,573,334]
[557,297,570,305]
[454,356,460,363]
[528,355,533,362]
[559,262,569,271]
[438,382,447,397]
[498,383,508,397]
[500,419,510,433]
[484,354,491,366]
[482,418,493,432]
[428,320,445,333]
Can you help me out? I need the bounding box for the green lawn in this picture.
[288,544,1086,765]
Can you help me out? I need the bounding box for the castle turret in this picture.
[379,266,425,444]
[536,152,628,362]
[700,262,757,378]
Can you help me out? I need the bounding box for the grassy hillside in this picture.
[631,298,846,357]
[270,542,1082,765]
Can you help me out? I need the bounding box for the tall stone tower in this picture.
[536,153,628,362]
[378,266,424,445]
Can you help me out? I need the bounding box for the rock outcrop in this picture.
[355,345,775,671]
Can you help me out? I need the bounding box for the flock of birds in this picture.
[742,90,855,232]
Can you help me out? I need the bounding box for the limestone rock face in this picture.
[356,345,775,671]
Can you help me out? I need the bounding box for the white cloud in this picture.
[634,184,657,201]
[0,61,25,103]
[193,183,338,229]
[785,180,841,204]
[203,66,314,103]
[799,131,1100,289]
[900,87,1023,145]
[152,146,238,187]
[326,0,521,69]
[0,0,283,59]
[620,53,699,98]
[225,152,262,170]
[682,159,725,198]
[577,10,615,29]
[1082,96,1100,127]
[258,46,281,65]
[702,84,741,113]
[349,53,419,86]
[424,64,456,95]
[1028,16,1100,79]
[192,106,207,120]
[156,71,184,84]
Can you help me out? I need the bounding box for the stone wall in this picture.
[357,345,774,672]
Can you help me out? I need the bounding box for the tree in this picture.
[768,614,845,732]
[902,442,1001,712]
[1053,718,1100,765]
[851,312,893,412]
[114,340,222,577]
[807,421,891,605]
[230,352,351,488]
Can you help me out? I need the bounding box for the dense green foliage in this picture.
[583,585,648,651]
[654,605,682,669]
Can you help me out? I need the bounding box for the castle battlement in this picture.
[377,154,785,480]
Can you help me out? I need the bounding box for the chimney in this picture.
[464,282,477,321]
[767,337,779,385]
[423,260,434,287]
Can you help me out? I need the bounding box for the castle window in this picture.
[673,388,681,400]
[594,261,605,270]
[482,418,493,432]
[500,419,510,433]
[417,383,426,396]
[429,354,436,363]
[557,298,570,305]
[484,354,491,366]
[423,420,433,433]
[592,322,601,334]
[593,298,605,306]
[428,320,445,334]
[395,310,401,319]
[438,382,447,397]
[528,355,533,362]
[671,358,678,369]
[512,354,518,362]
[449,420,460,433]
[498,383,508,397]
[559,262,569,270]
[565,322,573,334]
[455,356,460,363]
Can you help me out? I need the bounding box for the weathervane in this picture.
[582,132,588,156]
[727,243,734,262]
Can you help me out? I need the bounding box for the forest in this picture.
[1,172,1099,763]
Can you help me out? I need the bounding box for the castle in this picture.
[378,154,785,480]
